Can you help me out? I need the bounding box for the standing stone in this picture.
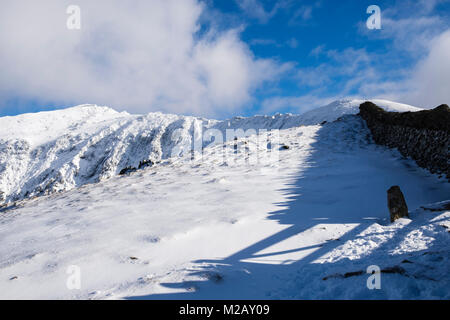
[387,186,409,222]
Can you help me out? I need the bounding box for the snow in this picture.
[0,104,308,204]
[297,99,421,125]
[0,99,449,300]
[0,105,128,147]
[0,99,421,206]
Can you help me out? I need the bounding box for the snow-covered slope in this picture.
[0,107,210,204]
[0,114,448,299]
[0,99,423,205]
[0,105,302,204]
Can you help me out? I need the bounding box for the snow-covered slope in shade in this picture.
[0,99,422,204]
[298,99,422,125]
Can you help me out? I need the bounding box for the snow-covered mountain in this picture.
[0,102,448,300]
[0,99,421,205]
[0,106,203,204]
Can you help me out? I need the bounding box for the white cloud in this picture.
[309,45,325,57]
[263,28,450,113]
[281,1,450,112]
[359,0,448,57]
[403,30,450,107]
[356,0,450,108]
[289,5,313,25]
[0,0,286,117]
[235,0,288,24]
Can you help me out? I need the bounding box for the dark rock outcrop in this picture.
[138,160,154,169]
[387,186,409,222]
[119,166,137,175]
[359,102,450,180]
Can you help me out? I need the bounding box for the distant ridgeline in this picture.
[359,102,450,181]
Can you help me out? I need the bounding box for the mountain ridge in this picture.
[0,99,422,204]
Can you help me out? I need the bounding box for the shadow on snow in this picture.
[126,116,450,300]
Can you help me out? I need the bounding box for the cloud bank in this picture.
[406,30,450,107]
[0,0,286,117]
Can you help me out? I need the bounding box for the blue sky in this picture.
[0,0,449,118]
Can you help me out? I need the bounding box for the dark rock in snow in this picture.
[381,265,406,275]
[323,265,408,281]
[344,270,364,278]
[204,272,224,283]
[387,186,409,222]
[322,270,365,280]
[280,145,290,150]
[138,160,154,169]
[401,259,413,264]
[119,166,137,175]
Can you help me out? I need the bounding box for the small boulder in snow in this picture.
[138,160,154,169]
[119,166,137,175]
[387,186,409,223]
